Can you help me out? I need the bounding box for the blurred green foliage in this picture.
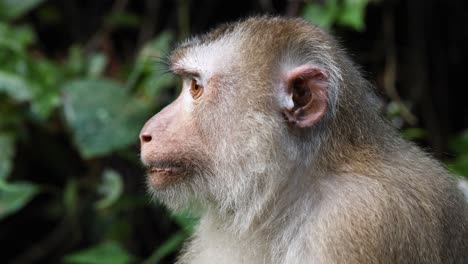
[449,131,468,177]
[0,0,192,260]
[62,79,149,158]
[0,0,46,21]
[63,241,135,264]
[303,0,370,31]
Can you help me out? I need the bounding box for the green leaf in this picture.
[0,23,35,53]
[0,71,33,102]
[0,0,47,21]
[87,53,108,78]
[142,231,187,264]
[0,180,39,220]
[0,133,15,180]
[142,210,197,264]
[302,0,369,31]
[30,89,61,120]
[302,0,339,29]
[63,241,133,264]
[9,24,35,47]
[28,58,63,120]
[95,169,124,210]
[448,154,468,177]
[142,31,174,58]
[66,46,85,76]
[62,79,150,158]
[402,128,427,140]
[446,131,468,177]
[172,210,198,234]
[126,31,175,93]
[107,12,141,28]
[337,0,369,31]
[141,72,176,99]
[450,130,468,155]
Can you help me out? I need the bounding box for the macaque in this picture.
[140,16,468,263]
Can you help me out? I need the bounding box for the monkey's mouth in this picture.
[145,161,188,188]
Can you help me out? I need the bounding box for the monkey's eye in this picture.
[189,79,203,99]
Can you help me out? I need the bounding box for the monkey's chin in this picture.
[146,166,186,189]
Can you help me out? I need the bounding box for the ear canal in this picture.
[282,65,329,128]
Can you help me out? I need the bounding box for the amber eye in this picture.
[189,79,203,99]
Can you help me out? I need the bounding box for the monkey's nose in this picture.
[140,133,152,143]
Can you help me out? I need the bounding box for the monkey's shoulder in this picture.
[312,168,468,263]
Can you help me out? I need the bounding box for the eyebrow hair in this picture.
[170,64,200,78]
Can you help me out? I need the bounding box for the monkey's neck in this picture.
[208,163,323,231]
[193,173,322,263]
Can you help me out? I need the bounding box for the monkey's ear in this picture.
[281,65,329,128]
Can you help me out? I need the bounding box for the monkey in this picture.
[139,16,468,264]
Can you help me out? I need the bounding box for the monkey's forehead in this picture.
[169,18,249,72]
[169,16,332,78]
[170,34,242,78]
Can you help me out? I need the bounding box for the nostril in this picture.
[140,133,152,143]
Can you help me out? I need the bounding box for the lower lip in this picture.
[147,167,184,188]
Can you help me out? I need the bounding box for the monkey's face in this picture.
[139,35,277,209]
[140,21,330,210]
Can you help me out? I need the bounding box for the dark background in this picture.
[1,0,467,263]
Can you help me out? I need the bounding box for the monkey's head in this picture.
[140,17,362,216]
